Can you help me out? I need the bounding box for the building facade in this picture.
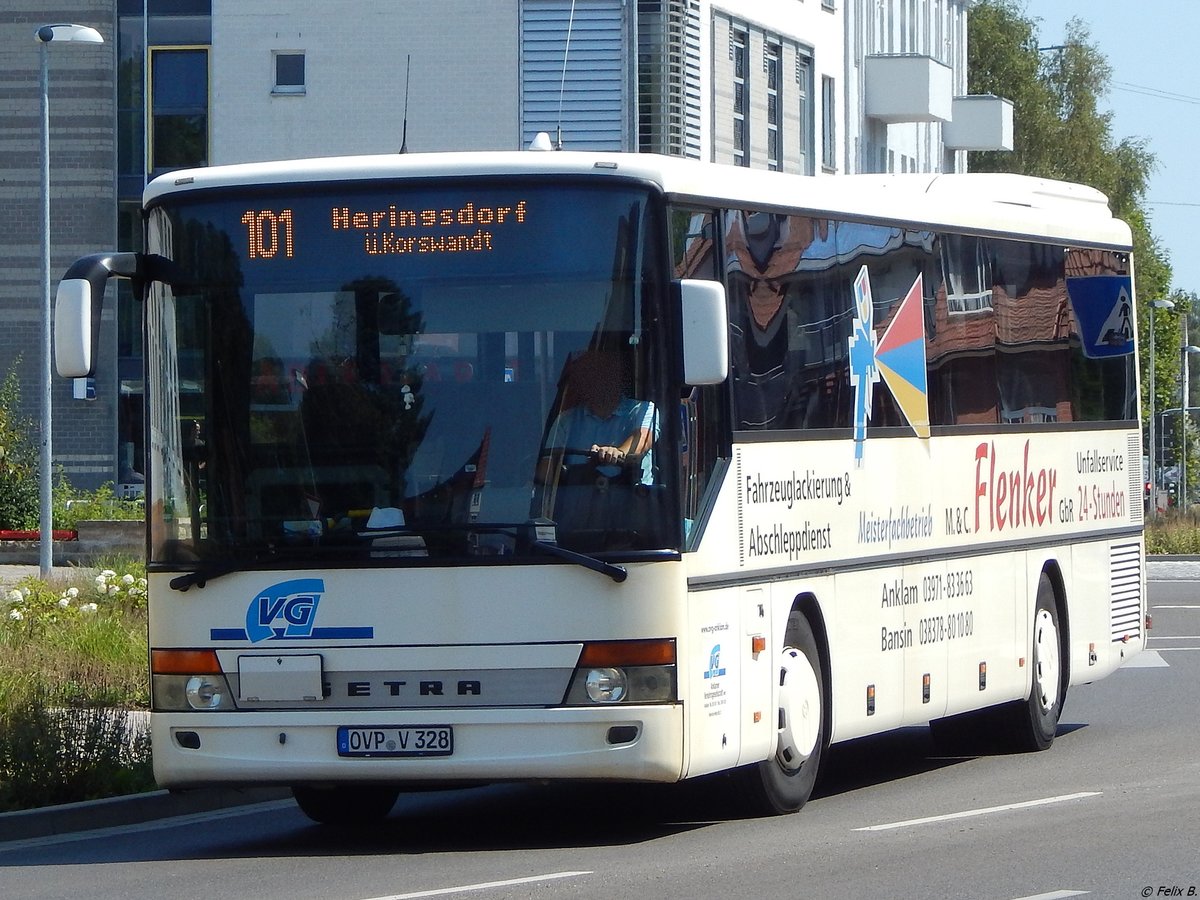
[0,2,119,491]
[0,0,1005,494]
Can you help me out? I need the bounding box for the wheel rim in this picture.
[1033,607,1060,713]
[776,647,821,771]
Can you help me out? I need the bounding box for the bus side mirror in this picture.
[679,279,729,386]
[54,277,95,377]
[53,252,145,377]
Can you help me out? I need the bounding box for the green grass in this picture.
[1145,514,1200,555]
[0,557,153,812]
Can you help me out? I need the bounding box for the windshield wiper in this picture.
[169,560,242,592]
[531,540,627,583]
[364,521,628,583]
[168,548,279,592]
[169,522,628,590]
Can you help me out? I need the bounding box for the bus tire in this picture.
[293,785,400,825]
[736,613,827,815]
[1004,573,1065,752]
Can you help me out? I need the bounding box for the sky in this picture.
[1030,1,1200,296]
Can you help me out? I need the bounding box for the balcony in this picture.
[943,94,1014,151]
[864,54,953,124]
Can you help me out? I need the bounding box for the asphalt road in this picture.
[0,563,1196,900]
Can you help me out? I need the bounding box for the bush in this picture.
[0,367,39,531]
[55,481,144,530]
[1145,514,1200,555]
[0,562,152,811]
[0,688,153,811]
[0,364,144,532]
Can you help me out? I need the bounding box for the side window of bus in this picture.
[723,209,853,431]
[927,233,1000,426]
[833,221,933,430]
[671,208,727,547]
[724,211,963,433]
[1062,247,1136,421]
[994,242,1134,424]
[993,239,1071,424]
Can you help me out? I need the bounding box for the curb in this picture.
[0,786,291,843]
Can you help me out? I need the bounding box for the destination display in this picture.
[238,198,533,262]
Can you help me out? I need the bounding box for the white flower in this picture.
[8,608,23,621]
[5,589,20,604]
[19,587,29,599]
[58,597,71,609]
[100,569,117,578]
[122,573,135,585]
[66,587,79,598]
[80,603,98,614]
[95,574,107,588]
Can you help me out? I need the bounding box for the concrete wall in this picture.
[210,0,521,162]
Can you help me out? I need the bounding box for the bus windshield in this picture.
[144,179,678,567]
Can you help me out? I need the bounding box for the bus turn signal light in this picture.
[579,639,675,667]
[152,649,222,675]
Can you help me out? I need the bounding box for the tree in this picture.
[968,2,1169,289]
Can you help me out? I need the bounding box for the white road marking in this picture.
[1122,650,1169,667]
[1151,605,1200,609]
[364,871,593,899]
[855,792,1101,832]
[1008,891,1088,900]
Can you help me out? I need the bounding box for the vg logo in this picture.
[704,644,727,680]
[246,578,324,642]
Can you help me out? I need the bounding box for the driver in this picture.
[537,349,658,486]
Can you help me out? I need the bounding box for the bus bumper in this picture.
[151,705,685,788]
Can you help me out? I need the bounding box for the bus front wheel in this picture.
[735,613,827,815]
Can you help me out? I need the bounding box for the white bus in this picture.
[55,149,1146,823]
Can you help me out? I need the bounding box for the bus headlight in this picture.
[152,674,237,711]
[186,675,226,710]
[151,648,236,711]
[565,664,676,705]
[586,667,627,702]
[564,639,677,705]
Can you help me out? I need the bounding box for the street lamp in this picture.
[1181,343,1200,511]
[1147,298,1175,516]
[36,23,104,579]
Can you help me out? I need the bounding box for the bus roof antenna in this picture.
[399,54,411,153]
[554,0,577,149]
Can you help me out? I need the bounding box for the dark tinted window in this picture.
[723,209,1136,433]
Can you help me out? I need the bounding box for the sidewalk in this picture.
[1147,556,1200,579]
[0,564,43,588]
[0,788,292,843]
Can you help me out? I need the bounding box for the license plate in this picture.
[337,725,454,758]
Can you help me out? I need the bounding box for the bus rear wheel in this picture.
[1003,573,1065,752]
[735,613,826,815]
[293,785,400,825]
